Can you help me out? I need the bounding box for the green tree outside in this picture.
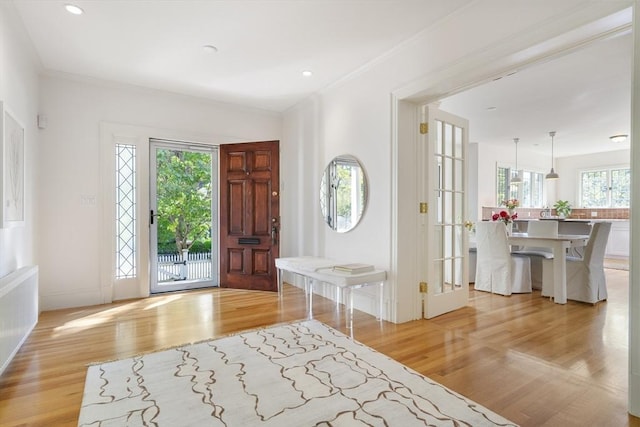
[156,149,212,253]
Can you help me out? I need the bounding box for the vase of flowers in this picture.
[502,198,519,216]
[492,210,517,235]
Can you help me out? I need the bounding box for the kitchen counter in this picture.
[513,218,629,258]
[523,218,628,222]
[482,206,628,222]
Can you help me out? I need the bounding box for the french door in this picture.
[149,140,218,294]
[421,105,469,318]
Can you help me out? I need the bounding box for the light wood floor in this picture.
[1,269,638,427]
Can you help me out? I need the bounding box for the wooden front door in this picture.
[219,141,280,291]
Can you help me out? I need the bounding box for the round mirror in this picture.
[320,155,368,232]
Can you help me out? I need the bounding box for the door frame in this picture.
[99,122,222,303]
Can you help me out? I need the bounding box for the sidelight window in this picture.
[115,144,137,279]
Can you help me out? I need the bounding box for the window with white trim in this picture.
[496,166,544,207]
[580,167,630,208]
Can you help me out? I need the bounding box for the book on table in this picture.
[332,263,375,274]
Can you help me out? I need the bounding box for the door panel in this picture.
[228,180,246,233]
[422,105,469,318]
[220,141,280,291]
[254,180,271,233]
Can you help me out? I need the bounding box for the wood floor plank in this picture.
[1,270,639,426]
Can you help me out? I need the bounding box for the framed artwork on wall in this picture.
[1,102,25,228]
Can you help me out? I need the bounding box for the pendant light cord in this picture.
[511,137,522,184]
[546,131,559,180]
[550,131,555,168]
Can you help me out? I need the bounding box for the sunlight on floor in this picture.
[52,294,184,337]
[143,294,183,310]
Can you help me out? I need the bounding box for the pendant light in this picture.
[545,131,559,180]
[609,134,628,143]
[511,137,522,184]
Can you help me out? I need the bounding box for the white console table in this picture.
[275,257,387,328]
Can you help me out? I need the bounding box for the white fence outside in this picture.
[157,252,212,282]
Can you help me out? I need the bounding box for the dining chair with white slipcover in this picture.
[512,220,558,290]
[474,221,532,296]
[541,222,611,303]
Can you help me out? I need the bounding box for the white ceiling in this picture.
[439,31,632,158]
[10,1,632,158]
[11,0,470,112]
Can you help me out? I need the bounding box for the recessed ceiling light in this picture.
[609,134,628,143]
[65,4,84,15]
[202,45,218,53]
[486,106,497,111]
[302,70,313,77]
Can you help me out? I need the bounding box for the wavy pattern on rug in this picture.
[78,320,517,426]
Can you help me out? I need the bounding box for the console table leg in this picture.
[277,268,283,298]
[348,288,354,329]
[307,278,313,319]
[378,282,383,321]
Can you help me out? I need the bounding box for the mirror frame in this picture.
[320,155,368,233]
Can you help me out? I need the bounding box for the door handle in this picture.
[272,225,278,245]
[150,209,161,225]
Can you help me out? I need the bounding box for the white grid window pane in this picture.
[497,167,543,208]
[611,168,630,207]
[581,170,608,207]
[116,144,136,279]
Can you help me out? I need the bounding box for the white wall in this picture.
[556,148,630,206]
[280,95,324,260]
[467,143,479,223]
[319,68,393,269]
[0,3,39,279]
[38,74,282,310]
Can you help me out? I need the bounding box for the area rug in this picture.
[78,320,517,426]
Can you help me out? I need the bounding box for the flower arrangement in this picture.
[501,199,519,210]
[492,210,517,224]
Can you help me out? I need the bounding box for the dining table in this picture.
[508,232,590,304]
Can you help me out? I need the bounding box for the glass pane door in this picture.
[423,105,469,318]
[149,140,218,293]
